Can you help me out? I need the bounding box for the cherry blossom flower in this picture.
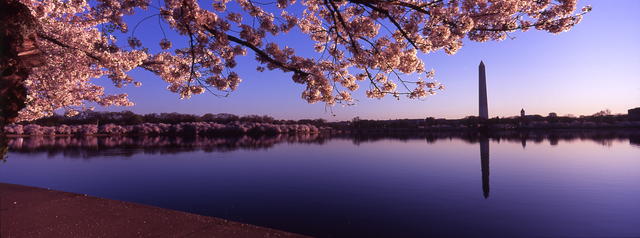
[8,0,589,121]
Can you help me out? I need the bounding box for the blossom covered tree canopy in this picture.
[3,0,590,121]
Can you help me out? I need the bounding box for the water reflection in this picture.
[7,130,640,200]
[4,133,500,200]
[6,134,328,158]
[347,130,638,147]
[631,135,640,147]
[480,136,490,199]
[1,136,8,163]
[7,130,640,158]
[2,130,640,238]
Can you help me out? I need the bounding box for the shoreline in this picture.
[0,183,307,238]
[3,126,640,138]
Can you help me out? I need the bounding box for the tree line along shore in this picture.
[2,111,640,136]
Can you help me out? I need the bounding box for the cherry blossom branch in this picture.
[354,1,421,49]
[37,33,104,63]
[9,0,590,121]
[221,31,310,77]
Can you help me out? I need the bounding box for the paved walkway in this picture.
[0,183,307,238]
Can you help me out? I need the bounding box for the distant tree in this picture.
[547,113,558,123]
[592,109,612,117]
[462,116,480,128]
[313,119,328,125]
[248,115,264,123]
[143,113,160,123]
[423,117,435,126]
[201,113,217,122]
[1,0,591,127]
[297,118,327,126]
[120,111,144,125]
[212,113,240,123]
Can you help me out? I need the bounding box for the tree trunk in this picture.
[0,0,43,131]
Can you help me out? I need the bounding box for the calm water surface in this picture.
[1,133,639,237]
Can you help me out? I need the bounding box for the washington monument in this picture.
[479,61,489,119]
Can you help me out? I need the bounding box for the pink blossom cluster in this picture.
[7,124,99,135]
[16,0,589,121]
[4,122,319,136]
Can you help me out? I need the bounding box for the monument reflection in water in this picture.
[480,136,490,199]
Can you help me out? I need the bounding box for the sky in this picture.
[97,0,640,121]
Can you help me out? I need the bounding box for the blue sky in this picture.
[98,0,640,121]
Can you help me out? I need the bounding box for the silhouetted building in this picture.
[548,112,557,118]
[520,109,525,117]
[629,107,640,121]
[479,61,489,119]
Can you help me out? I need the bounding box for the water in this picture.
[2,132,639,237]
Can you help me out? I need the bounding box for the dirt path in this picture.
[0,183,308,238]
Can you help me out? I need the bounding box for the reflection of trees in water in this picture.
[7,134,329,158]
[630,135,640,147]
[1,136,8,163]
[345,130,640,147]
[6,129,640,159]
